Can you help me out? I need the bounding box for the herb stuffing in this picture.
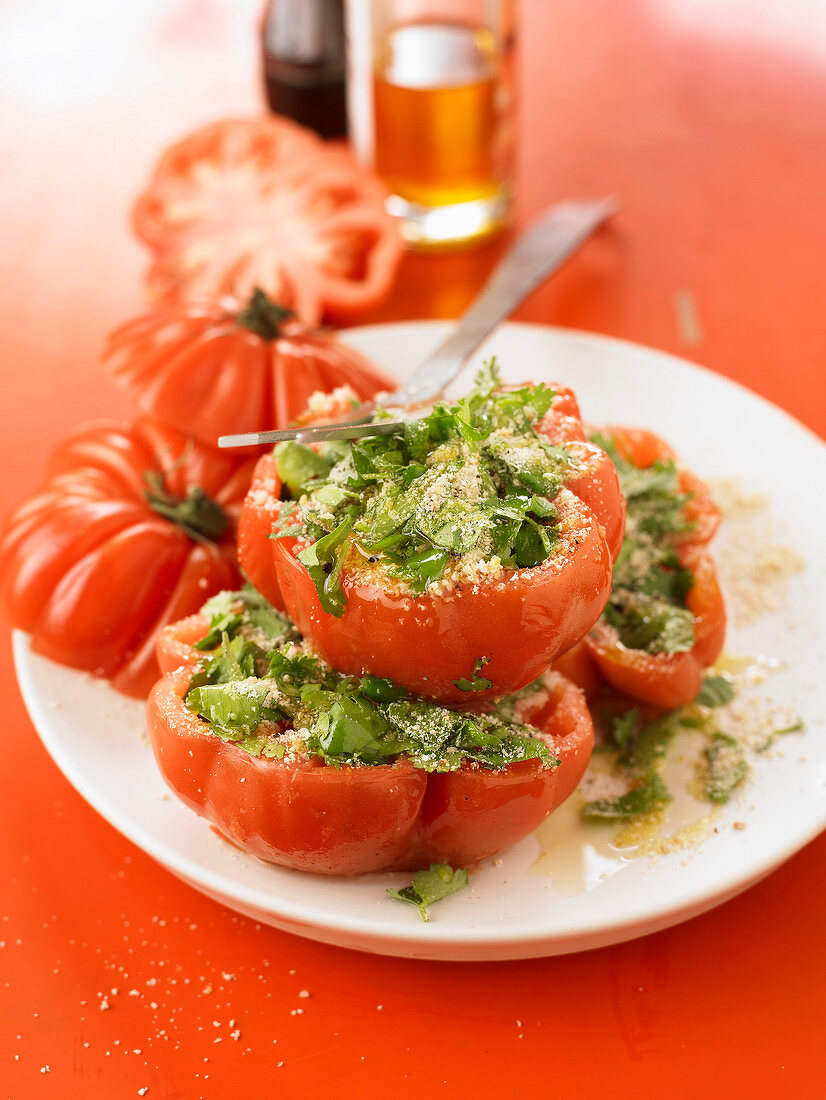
[272,360,573,616]
[590,431,696,654]
[184,591,557,773]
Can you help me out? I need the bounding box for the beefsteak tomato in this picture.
[272,486,612,704]
[585,543,727,709]
[599,425,720,546]
[556,425,726,710]
[133,117,403,324]
[147,658,593,875]
[0,420,256,697]
[104,288,393,449]
[238,374,620,704]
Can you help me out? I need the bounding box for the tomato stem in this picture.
[236,287,296,341]
[144,472,229,543]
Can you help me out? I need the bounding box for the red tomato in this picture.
[601,425,720,545]
[529,383,625,560]
[146,664,593,875]
[235,388,365,611]
[271,487,613,704]
[104,290,393,450]
[236,451,285,611]
[1,421,256,698]
[156,613,211,677]
[585,544,727,709]
[133,118,404,324]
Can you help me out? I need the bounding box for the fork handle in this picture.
[387,197,617,409]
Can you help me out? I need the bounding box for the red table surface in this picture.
[2,1,825,1096]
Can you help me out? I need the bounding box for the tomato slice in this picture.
[147,669,427,876]
[402,672,594,869]
[532,383,626,560]
[133,118,403,324]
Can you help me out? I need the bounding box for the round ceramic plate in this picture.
[13,322,826,961]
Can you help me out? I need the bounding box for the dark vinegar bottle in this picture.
[261,0,347,138]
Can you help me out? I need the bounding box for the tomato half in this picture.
[585,544,727,709]
[104,289,393,449]
[272,487,613,704]
[1,420,256,697]
[601,425,720,546]
[146,664,593,875]
[133,117,404,324]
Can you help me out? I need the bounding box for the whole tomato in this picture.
[1,420,257,697]
[104,288,393,450]
[132,117,403,324]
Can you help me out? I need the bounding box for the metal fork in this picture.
[218,196,617,449]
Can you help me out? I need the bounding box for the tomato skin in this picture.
[273,488,613,704]
[560,440,625,562]
[585,544,726,710]
[156,613,211,677]
[104,297,393,450]
[146,661,593,875]
[601,426,720,546]
[236,452,286,611]
[519,383,626,561]
[133,117,403,324]
[1,420,256,698]
[401,672,594,868]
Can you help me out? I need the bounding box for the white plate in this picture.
[13,322,826,961]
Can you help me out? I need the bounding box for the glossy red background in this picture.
[2,1,825,1095]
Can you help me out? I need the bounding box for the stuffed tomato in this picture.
[148,589,594,875]
[556,427,726,709]
[238,362,622,704]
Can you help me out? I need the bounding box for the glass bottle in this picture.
[261,0,348,138]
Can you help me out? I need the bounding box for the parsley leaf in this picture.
[387,864,469,921]
[701,733,748,803]
[695,673,736,708]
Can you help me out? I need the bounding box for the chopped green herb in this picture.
[274,440,332,494]
[582,770,672,820]
[590,431,698,655]
[183,597,557,774]
[755,716,806,753]
[617,711,683,777]
[278,361,568,615]
[453,656,493,693]
[695,673,736,708]
[609,708,639,749]
[387,864,469,921]
[701,732,748,803]
[194,585,297,651]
